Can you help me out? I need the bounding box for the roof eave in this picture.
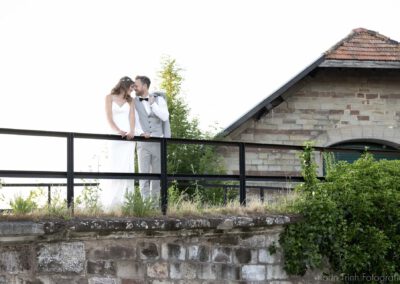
[320,59,400,69]
[220,55,325,137]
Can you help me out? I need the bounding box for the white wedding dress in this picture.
[101,101,136,211]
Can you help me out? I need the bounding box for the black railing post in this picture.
[239,143,246,206]
[160,138,168,215]
[223,186,228,205]
[67,133,74,211]
[47,185,51,205]
[259,187,264,203]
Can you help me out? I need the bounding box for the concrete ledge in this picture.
[38,214,296,234]
[0,215,296,240]
[0,222,44,237]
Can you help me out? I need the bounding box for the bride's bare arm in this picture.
[105,95,126,137]
[126,100,136,139]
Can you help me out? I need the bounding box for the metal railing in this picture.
[0,182,99,205]
[1,127,399,215]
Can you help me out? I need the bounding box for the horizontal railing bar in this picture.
[245,175,324,182]
[0,128,69,138]
[74,172,160,180]
[1,127,400,154]
[75,133,239,146]
[245,175,305,182]
[167,174,240,181]
[1,183,99,187]
[177,182,293,190]
[166,175,313,182]
[0,181,296,191]
[163,137,241,146]
[0,170,66,178]
[74,132,161,142]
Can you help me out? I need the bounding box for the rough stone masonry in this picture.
[0,216,329,284]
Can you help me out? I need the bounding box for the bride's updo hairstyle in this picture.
[111,76,134,102]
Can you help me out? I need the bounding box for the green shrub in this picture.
[43,188,71,219]
[122,187,155,217]
[10,189,41,215]
[76,181,102,215]
[280,144,400,281]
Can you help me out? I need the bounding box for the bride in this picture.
[103,76,138,211]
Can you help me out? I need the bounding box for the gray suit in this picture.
[135,93,170,201]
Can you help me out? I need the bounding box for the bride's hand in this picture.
[118,130,127,137]
[126,131,135,140]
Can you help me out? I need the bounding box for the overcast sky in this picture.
[1,0,400,206]
[1,0,400,135]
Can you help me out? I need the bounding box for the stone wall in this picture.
[223,68,400,182]
[0,216,328,284]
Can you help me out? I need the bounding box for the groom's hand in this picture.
[126,131,135,140]
[141,132,151,139]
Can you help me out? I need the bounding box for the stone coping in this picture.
[0,214,296,237]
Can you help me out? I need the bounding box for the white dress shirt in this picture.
[135,95,169,136]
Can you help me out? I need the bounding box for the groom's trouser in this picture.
[137,141,160,201]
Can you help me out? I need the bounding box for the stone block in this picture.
[120,280,145,284]
[176,281,202,284]
[170,263,196,279]
[207,235,238,246]
[116,261,144,279]
[36,275,88,284]
[88,277,117,284]
[150,281,174,284]
[214,264,240,281]
[266,265,288,280]
[0,245,32,274]
[259,248,283,264]
[239,235,267,247]
[384,127,395,138]
[266,233,281,247]
[87,260,116,275]
[147,262,168,278]
[37,242,85,274]
[233,248,257,264]
[212,247,232,263]
[0,222,44,237]
[138,242,159,260]
[241,265,266,281]
[86,241,135,260]
[161,243,185,261]
[187,245,210,262]
[198,264,217,280]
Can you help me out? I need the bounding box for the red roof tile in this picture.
[325,28,400,61]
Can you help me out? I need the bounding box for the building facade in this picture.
[221,28,400,186]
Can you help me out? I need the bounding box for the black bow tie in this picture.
[139,97,149,102]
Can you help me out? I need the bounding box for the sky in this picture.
[1,0,400,204]
[1,0,400,134]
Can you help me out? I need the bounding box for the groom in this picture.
[133,76,170,203]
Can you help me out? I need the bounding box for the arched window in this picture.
[330,141,400,164]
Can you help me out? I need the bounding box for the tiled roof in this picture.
[325,28,400,61]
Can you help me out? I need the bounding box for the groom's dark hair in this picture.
[135,76,151,89]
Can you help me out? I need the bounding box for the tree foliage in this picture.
[158,57,231,204]
[280,145,400,281]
